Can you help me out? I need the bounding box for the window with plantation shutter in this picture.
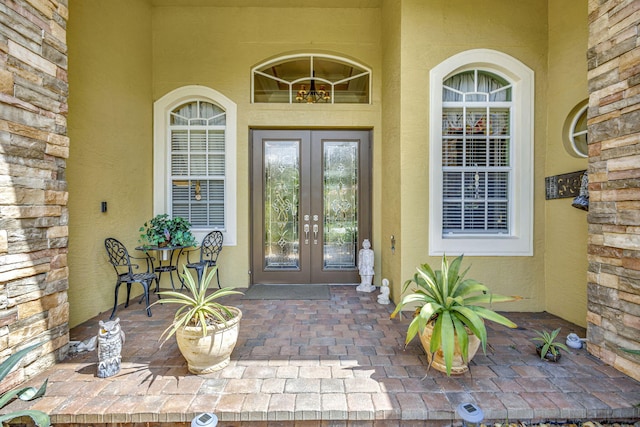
[170,101,226,229]
[441,70,511,235]
[429,50,534,256]
[154,86,237,245]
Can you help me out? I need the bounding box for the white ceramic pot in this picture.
[176,307,242,374]
[419,320,482,375]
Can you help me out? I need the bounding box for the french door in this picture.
[250,130,371,284]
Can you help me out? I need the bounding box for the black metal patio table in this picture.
[136,245,187,291]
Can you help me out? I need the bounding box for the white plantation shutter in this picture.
[441,70,512,235]
[169,101,226,230]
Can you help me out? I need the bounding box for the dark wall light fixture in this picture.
[101,201,107,213]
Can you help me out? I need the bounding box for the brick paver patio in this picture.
[4,285,640,426]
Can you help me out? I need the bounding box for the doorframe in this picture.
[249,128,372,285]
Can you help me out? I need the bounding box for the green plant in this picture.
[0,343,50,427]
[152,266,243,344]
[139,214,197,248]
[532,328,569,360]
[390,254,519,376]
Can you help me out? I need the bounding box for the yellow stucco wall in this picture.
[544,0,589,327]
[67,0,589,328]
[394,0,551,312]
[151,5,383,290]
[67,0,153,327]
[67,1,382,327]
[380,0,402,300]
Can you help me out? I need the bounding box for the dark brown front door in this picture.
[250,130,371,284]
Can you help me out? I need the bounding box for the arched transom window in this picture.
[252,54,370,104]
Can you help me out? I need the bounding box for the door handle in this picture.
[304,223,310,244]
[313,224,318,244]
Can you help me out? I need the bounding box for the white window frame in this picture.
[153,85,237,245]
[429,49,534,256]
[251,53,371,104]
[566,101,588,158]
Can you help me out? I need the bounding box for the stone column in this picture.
[0,0,70,380]
[586,0,640,381]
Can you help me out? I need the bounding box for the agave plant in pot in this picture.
[152,266,243,374]
[391,254,520,376]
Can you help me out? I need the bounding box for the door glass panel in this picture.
[323,141,358,269]
[264,141,300,269]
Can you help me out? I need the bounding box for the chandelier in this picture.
[296,75,330,103]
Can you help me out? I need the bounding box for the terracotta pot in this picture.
[419,320,481,375]
[536,344,561,362]
[176,307,242,374]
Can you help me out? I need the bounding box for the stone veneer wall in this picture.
[0,0,69,389]
[586,0,640,382]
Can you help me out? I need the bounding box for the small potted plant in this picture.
[152,266,243,374]
[391,254,520,376]
[532,327,569,362]
[139,214,197,248]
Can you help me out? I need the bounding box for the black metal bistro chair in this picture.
[185,230,223,288]
[104,238,158,319]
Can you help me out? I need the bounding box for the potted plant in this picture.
[152,266,243,374]
[390,254,520,376]
[532,328,569,362]
[139,214,197,248]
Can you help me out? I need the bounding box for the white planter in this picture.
[176,307,242,374]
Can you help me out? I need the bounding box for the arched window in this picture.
[252,54,370,104]
[564,100,588,158]
[429,50,534,256]
[154,86,237,245]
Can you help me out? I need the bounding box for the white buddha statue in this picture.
[378,278,390,304]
